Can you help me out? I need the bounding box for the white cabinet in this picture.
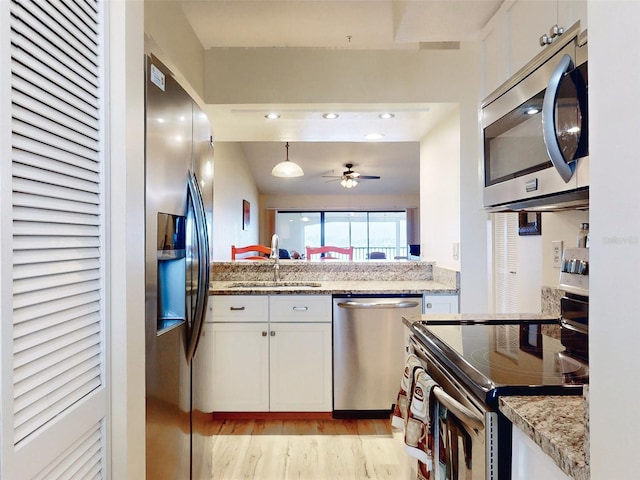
[201,294,332,412]
[508,0,558,74]
[511,426,571,480]
[204,322,270,412]
[423,294,459,314]
[269,322,332,411]
[482,0,587,95]
[482,9,509,96]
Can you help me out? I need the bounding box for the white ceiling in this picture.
[176,0,501,196]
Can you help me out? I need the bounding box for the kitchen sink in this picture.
[225,281,322,289]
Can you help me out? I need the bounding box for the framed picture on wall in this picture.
[518,212,541,236]
[242,199,250,230]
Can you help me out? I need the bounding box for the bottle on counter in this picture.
[577,223,589,248]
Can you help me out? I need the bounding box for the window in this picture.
[276,211,408,260]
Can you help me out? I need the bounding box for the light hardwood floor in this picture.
[199,418,415,480]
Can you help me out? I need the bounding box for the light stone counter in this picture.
[500,396,589,480]
[209,260,459,295]
[210,279,456,295]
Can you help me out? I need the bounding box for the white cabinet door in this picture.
[423,295,459,314]
[508,0,557,75]
[208,322,270,411]
[512,426,571,480]
[507,0,586,78]
[269,323,332,412]
[482,10,509,96]
[558,0,587,34]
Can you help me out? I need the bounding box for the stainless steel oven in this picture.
[407,316,587,479]
[408,336,498,480]
[482,22,588,211]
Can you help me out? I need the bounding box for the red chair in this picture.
[305,246,353,261]
[231,244,271,260]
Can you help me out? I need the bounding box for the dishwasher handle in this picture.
[336,300,420,309]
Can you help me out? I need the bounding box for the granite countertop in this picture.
[500,396,589,480]
[209,280,457,295]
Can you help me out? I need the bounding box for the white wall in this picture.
[109,1,146,478]
[457,41,488,313]
[540,210,589,286]
[262,193,419,210]
[589,2,640,478]
[144,0,205,102]
[212,142,261,260]
[420,106,460,270]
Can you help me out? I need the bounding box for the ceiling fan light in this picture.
[340,178,358,188]
[271,142,304,177]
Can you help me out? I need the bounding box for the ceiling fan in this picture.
[323,163,381,189]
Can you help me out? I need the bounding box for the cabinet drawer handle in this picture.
[426,303,433,309]
[262,331,268,337]
[229,306,246,311]
[292,306,309,311]
[270,331,276,337]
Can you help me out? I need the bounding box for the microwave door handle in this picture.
[542,53,576,183]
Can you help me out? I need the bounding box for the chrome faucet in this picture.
[270,233,280,282]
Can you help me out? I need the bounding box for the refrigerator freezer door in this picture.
[145,55,194,480]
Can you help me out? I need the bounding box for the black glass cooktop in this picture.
[411,320,588,407]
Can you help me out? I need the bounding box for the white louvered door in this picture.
[493,212,518,313]
[2,0,107,478]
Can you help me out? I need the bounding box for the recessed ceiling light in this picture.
[322,113,339,119]
[526,108,540,115]
[265,113,280,119]
[378,113,395,119]
[365,133,384,140]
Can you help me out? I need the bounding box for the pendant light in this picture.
[271,142,304,178]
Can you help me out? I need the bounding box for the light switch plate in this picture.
[552,240,563,268]
[453,242,460,261]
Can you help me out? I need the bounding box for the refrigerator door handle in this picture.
[185,170,210,363]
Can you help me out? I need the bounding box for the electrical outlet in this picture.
[552,240,563,268]
[453,242,460,261]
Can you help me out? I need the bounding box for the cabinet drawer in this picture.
[207,295,269,322]
[269,295,331,323]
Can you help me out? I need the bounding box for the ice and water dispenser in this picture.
[157,212,186,332]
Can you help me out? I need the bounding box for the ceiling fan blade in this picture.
[356,175,381,180]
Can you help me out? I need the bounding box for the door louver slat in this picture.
[33,424,102,480]
[10,45,98,110]
[14,247,100,264]
[11,61,99,121]
[12,1,98,72]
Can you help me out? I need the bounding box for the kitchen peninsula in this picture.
[209,260,459,296]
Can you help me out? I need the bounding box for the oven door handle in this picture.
[432,387,485,432]
[409,339,485,432]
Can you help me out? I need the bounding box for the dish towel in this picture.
[392,354,439,480]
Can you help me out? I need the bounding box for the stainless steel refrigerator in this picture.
[144,54,214,480]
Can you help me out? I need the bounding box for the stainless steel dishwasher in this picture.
[332,294,422,418]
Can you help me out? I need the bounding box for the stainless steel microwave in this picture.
[482,23,588,212]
